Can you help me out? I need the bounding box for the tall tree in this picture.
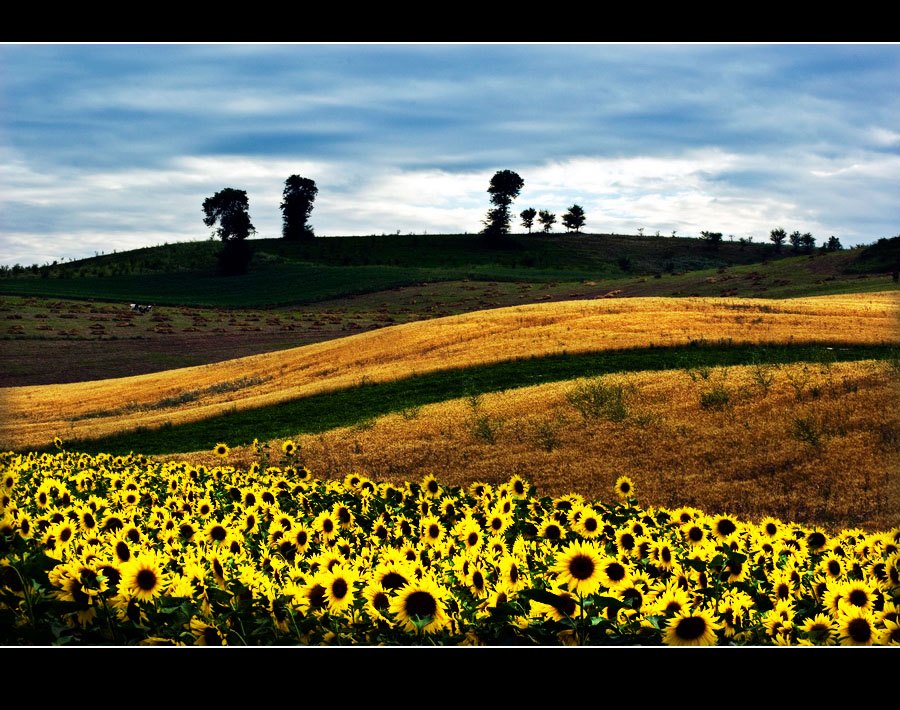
[561,204,586,233]
[538,210,556,233]
[769,227,787,252]
[520,207,537,233]
[482,170,524,240]
[281,175,318,240]
[202,188,255,242]
[202,188,255,275]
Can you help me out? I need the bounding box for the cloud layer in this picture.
[2,44,898,266]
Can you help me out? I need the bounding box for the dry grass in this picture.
[178,360,900,533]
[2,292,898,450]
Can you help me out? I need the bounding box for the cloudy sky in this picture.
[2,43,898,267]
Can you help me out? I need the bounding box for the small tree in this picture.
[482,170,525,241]
[789,230,803,252]
[520,207,537,233]
[538,210,556,233]
[202,188,255,275]
[769,227,787,252]
[700,230,723,249]
[281,175,318,240]
[561,204,586,233]
[799,232,815,253]
[825,235,843,252]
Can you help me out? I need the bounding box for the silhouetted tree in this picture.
[538,210,556,233]
[825,235,843,251]
[520,207,537,233]
[482,170,524,241]
[561,204,586,233]
[700,230,723,249]
[789,230,803,252]
[769,227,787,252]
[799,232,815,253]
[281,175,318,240]
[202,188,255,275]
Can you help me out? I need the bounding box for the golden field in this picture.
[2,292,898,451]
[171,360,900,533]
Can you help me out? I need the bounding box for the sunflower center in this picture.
[473,571,484,589]
[828,560,841,576]
[585,518,598,532]
[688,527,703,542]
[675,616,708,640]
[568,554,595,581]
[606,562,626,581]
[428,524,440,539]
[331,578,348,599]
[847,617,871,642]
[136,569,157,591]
[405,591,437,617]
[382,572,407,590]
[509,565,519,583]
[373,592,389,610]
[717,519,737,536]
[546,525,561,540]
[211,525,227,541]
[848,589,868,607]
[116,541,130,562]
[808,532,826,548]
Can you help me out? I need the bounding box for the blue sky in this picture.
[2,43,898,266]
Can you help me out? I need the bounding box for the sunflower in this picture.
[662,608,721,646]
[539,518,566,543]
[597,556,632,591]
[614,475,635,501]
[571,505,603,539]
[711,513,741,542]
[362,582,393,621]
[420,515,445,548]
[281,440,298,456]
[497,555,527,593]
[390,577,450,634]
[837,606,878,646]
[551,540,604,595]
[213,443,230,458]
[535,590,581,623]
[118,552,170,602]
[421,473,442,499]
[189,617,227,646]
[324,565,360,616]
[838,579,877,615]
[313,510,340,543]
[373,561,414,592]
[799,613,838,645]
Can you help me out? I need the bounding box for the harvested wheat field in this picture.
[174,360,900,533]
[2,292,898,451]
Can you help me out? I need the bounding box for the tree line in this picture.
[203,176,319,274]
[202,169,845,276]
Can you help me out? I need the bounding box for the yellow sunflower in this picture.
[118,552,170,602]
[551,539,604,596]
[389,577,450,634]
[663,608,721,646]
[213,443,230,458]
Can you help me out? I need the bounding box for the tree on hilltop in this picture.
[482,170,524,241]
[561,205,586,233]
[769,227,787,252]
[202,187,255,275]
[520,207,537,233]
[538,210,556,233]
[281,175,318,240]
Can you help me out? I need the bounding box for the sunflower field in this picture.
[1,443,898,646]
